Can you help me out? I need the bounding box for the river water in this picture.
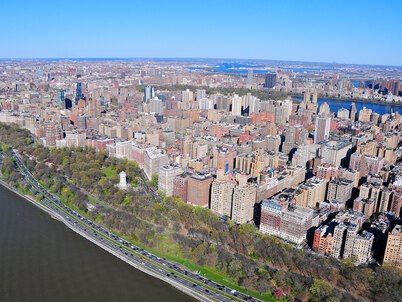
[0,184,194,302]
[291,96,401,115]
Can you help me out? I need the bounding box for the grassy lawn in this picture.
[116,233,277,302]
[121,195,132,206]
[103,165,118,178]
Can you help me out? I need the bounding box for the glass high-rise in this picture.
[264,73,276,88]
[75,82,82,104]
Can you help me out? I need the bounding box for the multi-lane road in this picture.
[9,149,262,302]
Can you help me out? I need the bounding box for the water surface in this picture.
[291,96,401,115]
[0,184,193,302]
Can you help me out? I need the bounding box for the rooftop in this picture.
[356,231,374,241]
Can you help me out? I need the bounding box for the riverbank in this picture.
[291,95,401,115]
[291,94,402,108]
[0,179,211,302]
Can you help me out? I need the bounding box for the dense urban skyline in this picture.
[1,0,402,66]
[1,1,401,302]
[0,57,401,302]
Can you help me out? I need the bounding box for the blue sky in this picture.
[1,0,401,65]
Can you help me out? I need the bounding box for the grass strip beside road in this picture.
[116,233,276,302]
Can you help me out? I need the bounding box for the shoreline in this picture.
[290,95,402,108]
[0,179,212,302]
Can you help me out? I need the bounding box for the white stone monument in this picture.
[118,171,127,190]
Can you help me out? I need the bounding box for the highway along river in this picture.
[0,184,194,302]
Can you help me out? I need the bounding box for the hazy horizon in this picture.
[1,56,401,68]
[1,0,401,66]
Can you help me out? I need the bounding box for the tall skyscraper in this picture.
[246,69,253,87]
[350,103,357,121]
[75,82,82,104]
[56,89,65,107]
[143,85,155,102]
[264,73,276,88]
[314,115,331,144]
